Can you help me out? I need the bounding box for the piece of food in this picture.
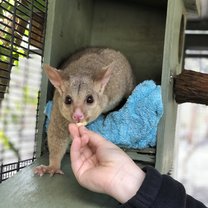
[76,121,87,127]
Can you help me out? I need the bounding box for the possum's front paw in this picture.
[34,165,64,176]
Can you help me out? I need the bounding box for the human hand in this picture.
[69,124,145,203]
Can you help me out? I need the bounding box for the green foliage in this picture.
[0,130,20,160]
[0,131,10,148]
[0,0,47,66]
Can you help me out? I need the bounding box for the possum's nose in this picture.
[72,108,84,123]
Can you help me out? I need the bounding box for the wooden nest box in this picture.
[38,0,200,173]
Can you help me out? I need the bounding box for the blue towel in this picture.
[44,80,163,149]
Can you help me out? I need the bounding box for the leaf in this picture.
[13,60,19,66]
[0,130,10,148]
[17,47,26,55]
[0,55,9,62]
[24,29,29,37]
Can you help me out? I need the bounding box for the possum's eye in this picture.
[86,95,94,104]
[64,95,73,105]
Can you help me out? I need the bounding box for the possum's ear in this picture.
[44,64,64,94]
[95,63,113,94]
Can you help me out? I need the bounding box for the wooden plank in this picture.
[156,0,186,173]
[0,155,118,208]
[127,151,155,164]
[123,147,156,154]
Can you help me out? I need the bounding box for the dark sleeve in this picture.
[118,166,207,208]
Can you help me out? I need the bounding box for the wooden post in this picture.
[174,70,208,105]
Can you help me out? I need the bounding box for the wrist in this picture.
[109,162,145,203]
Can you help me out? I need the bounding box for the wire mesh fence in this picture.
[0,158,34,183]
[0,0,47,183]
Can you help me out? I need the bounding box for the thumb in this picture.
[69,123,80,140]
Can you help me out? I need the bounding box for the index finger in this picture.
[79,126,110,148]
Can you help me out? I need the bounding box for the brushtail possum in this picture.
[34,47,135,176]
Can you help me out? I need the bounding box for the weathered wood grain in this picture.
[174,70,208,105]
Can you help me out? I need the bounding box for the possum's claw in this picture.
[34,165,64,176]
